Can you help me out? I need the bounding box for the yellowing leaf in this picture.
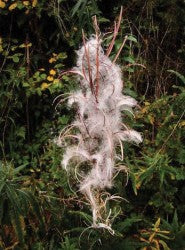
[154,218,161,229]
[152,239,160,250]
[32,0,37,7]
[41,82,49,90]
[23,1,29,6]
[0,0,5,8]
[170,173,175,180]
[49,69,56,76]
[159,240,171,250]
[47,76,54,82]
[139,237,149,243]
[136,181,141,190]
[49,58,56,63]
[9,2,17,11]
[159,230,170,234]
[148,115,155,125]
[141,106,148,114]
[179,120,185,127]
[149,232,156,242]
[144,101,150,106]
[19,42,32,48]
[53,79,59,84]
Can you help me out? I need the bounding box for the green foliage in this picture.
[0,161,44,247]
[162,211,185,249]
[0,0,185,249]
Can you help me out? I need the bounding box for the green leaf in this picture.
[22,81,30,87]
[16,127,26,139]
[69,210,92,224]
[115,217,142,232]
[58,52,67,59]
[13,163,28,174]
[40,73,47,79]
[59,115,69,125]
[0,181,5,194]
[61,236,79,250]
[126,67,135,73]
[177,149,185,164]
[123,56,135,64]
[168,70,185,85]
[98,17,110,23]
[172,210,179,232]
[127,35,138,43]
[159,240,171,250]
[130,171,138,195]
[11,210,25,245]
[27,192,45,230]
[12,56,19,63]
[71,0,86,16]
[6,184,22,214]
[124,88,138,98]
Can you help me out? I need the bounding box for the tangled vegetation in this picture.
[0,0,185,249]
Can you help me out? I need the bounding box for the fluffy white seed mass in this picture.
[59,36,142,228]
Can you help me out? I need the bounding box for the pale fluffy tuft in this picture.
[58,36,142,227]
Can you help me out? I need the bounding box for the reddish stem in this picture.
[82,30,94,96]
[106,6,123,57]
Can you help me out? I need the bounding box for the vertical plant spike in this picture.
[58,17,142,231]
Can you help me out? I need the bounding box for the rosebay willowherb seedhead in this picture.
[58,33,142,231]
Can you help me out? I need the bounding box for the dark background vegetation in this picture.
[0,0,185,249]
